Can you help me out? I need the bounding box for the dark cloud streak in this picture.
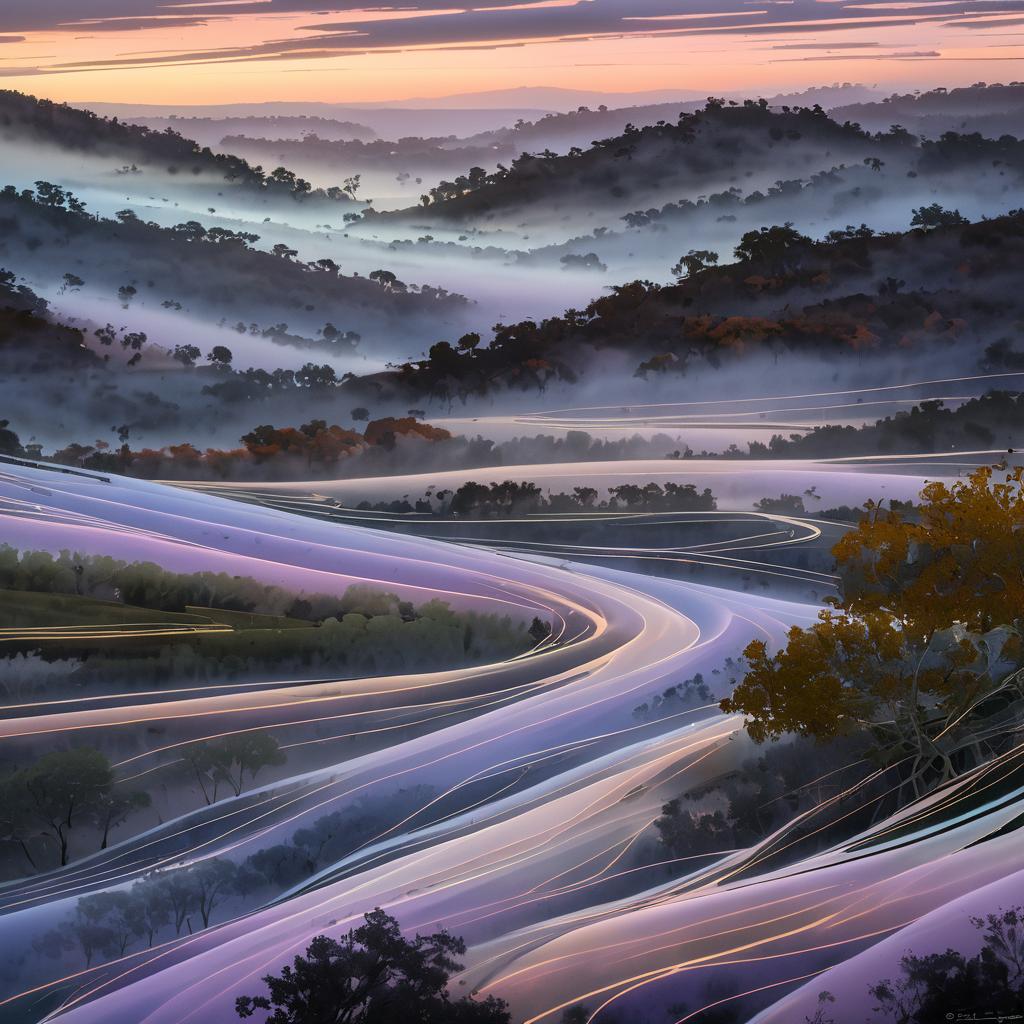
[3,0,1024,76]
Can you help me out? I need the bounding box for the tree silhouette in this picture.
[911,202,968,229]
[869,907,1024,1022]
[235,908,510,1024]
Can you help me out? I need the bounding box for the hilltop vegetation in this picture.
[832,82,1024,139]
[359,211,1024,401]
[0,268,95,371]
[375,99,919,222]
[0,91,358,205]
[221,132,519,190]
[0,183,467,342]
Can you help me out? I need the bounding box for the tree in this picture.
[129,877,172,946]
[181,734,285,803]
[722,466,1024,793]
[182,741,232,805]
[217,733,286,797]
[68,895,117,966]
[911,203,969,229]
[235,908,510,1024]
[528,617,551,644]
[672,249,719,280]
[17,749,116,866]
[121,331,147,353]
[208,345,233,368]
[351,407,370,422]
[0,772,40,869]
[96,788,151,850]
[189,859,239,928]
[755,493,806,516]
[155,869,200,936]
[295,363,338,389]
[369,269,399,291]
[0,419,24,457]
[269,167,296,188]
[173,344,202,367]
[656,801,734,857]
[733,224,812,273]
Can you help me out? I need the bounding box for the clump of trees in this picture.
[411,99,895,216]
[356,479,718,518]
[235,909,510,1023]
[866,907,1024,1023]
[754,494,807,515]
[245,785,437,891]
[0,185,466,361]
[34,790,501,982]
[654,729,877,868]
[651,466,1024,875]
[0,545,314,616]
[38,858,259,965]
[181,734,286,805]
[633,673,714,722]
[0,548,461,623]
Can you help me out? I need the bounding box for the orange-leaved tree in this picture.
[722,465,1024,791]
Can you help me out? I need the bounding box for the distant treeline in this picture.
[747,391,1024,459]
[221,132,518,178]
[0,547,540,695]
[397,99,908,214]
[3,417,452,480]
[618,130,1024,231]
[6,392,1016,484]
[0,418,701,481]
[356,479,718,517]
[0,544,426,618]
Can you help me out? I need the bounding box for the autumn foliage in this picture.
[48,417,452,480]
[722,465,1024,788]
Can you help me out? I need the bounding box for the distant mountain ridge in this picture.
[80,84,881,141]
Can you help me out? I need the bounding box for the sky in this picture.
[1,0,1023,106]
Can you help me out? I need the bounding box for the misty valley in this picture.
[2,71,1024,1024]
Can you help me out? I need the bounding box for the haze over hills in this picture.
[832,82,1024,139]
[7,63,1024,1024]
[82,84,882,141]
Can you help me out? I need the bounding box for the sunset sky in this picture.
[1,0,1024,106]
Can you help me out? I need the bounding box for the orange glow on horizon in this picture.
[0,3,1022,107]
